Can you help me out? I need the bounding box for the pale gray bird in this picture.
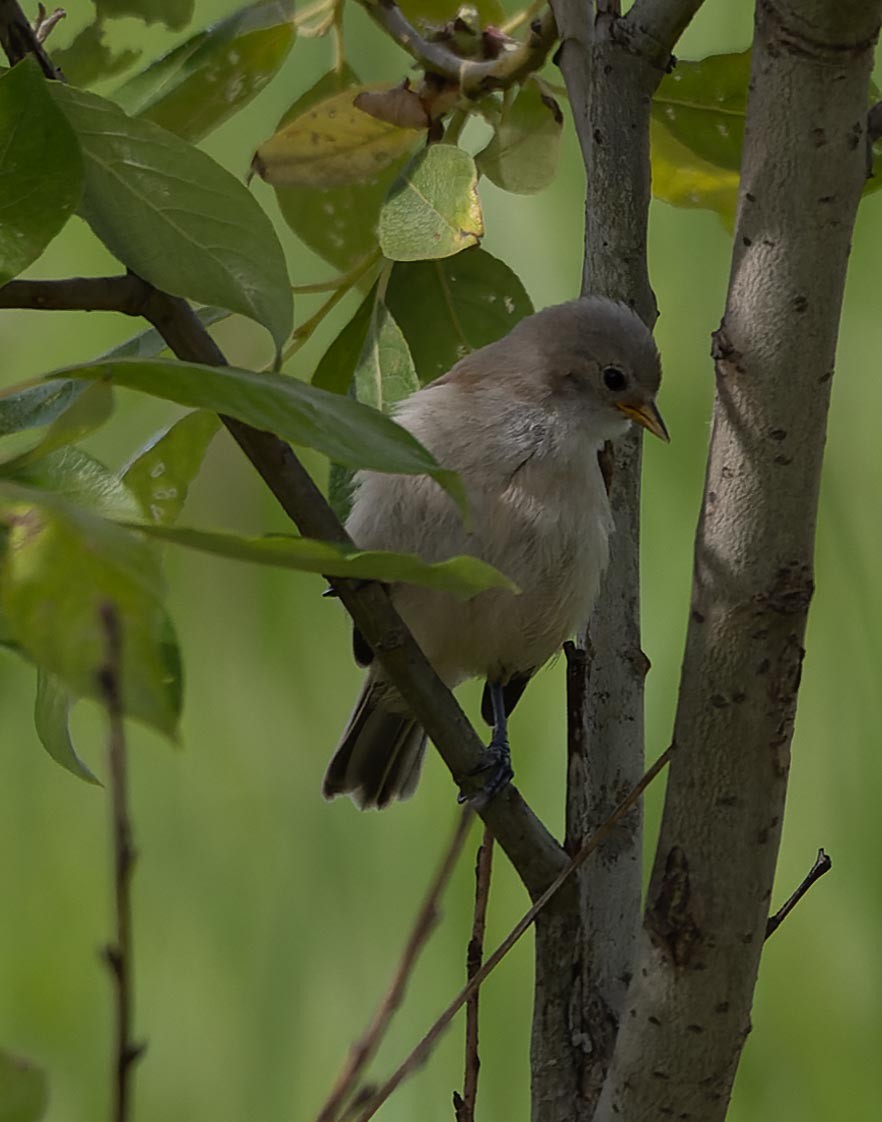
[323,296,667,809]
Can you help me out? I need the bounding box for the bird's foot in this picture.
[457,737,513,808]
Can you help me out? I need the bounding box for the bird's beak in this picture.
[616,400,670,443]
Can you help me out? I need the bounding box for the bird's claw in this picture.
[457,738,513,808]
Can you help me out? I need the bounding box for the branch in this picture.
[0,0,60,75]
[316,810,474,1122]
[765,849,832,940]
[0,275,152,314]
[350,746,673,1122]
[453,825,494,1122]
[595,1,882,1119]
[0,273,568,900]
[355,0,558,96]
[98,603,144,1122]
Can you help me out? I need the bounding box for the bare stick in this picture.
[765,849,832,941]
[351,745,674,1122]
[98,604,144,1122]
[315,809,474,1122]
[453,825,494,1122]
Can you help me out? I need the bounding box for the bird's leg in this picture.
[458,679,513,806]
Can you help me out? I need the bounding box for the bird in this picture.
[323,296,667,809]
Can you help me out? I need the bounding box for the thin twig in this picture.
[32,3,65,44]
[98,603,144,1122]
[315,809,475,1122]
[765,849,832,940]
[351,745,675,1122]
[454,826,494,1122]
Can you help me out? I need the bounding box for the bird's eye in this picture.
[602,366,626,392]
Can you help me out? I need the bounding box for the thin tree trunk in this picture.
[533,3,704,1116]
[595,2,882,1117]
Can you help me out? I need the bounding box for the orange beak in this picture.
[616,400,670,442]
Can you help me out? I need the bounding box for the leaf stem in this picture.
[282,250,382,362]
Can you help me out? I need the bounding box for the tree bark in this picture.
[595,2,882,1118]
[535,2,704,1115]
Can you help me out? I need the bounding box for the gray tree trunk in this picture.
[537,0,881,1119]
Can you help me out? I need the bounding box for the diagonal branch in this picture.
[0,273,568,900]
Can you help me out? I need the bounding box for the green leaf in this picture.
[398,0,504,28]
[52,358,466,507]
[476,82,562,194]
[325,294,417,520]
[252,81,422,188]
[0,59,83,285]
[0,1049,48,1122]
[649,51,747,221]
[100,306,232,361]
[312,285,376,393]
[354,304,419,413]
[122,410,220,524]
[650,117,739,222]
[379,146,483,261]
[115,0,295,142]
[50,83,292,349]
[127,522,517,597]
[2,446,141,519]
[0,481,179,735]
[53,22,141,88]
[385,248,532,382]
[272,69,408,270]
[0,381,87,438]
[35,668,101,784]
[649,50,882,218]
[5,382,114,466]
[94,0,195,30]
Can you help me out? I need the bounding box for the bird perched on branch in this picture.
[324,297,667,809]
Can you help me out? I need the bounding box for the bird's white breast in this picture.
[346,380,614,687]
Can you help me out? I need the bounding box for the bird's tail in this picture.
[323,678,427,809]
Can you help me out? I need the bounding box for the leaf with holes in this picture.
[50,83,292,349]
[476,82,563,194]
[252,81,422,189]
[379,146,483,261]
[115,0,295,142]
[271,69,409,269]
[0,59,83,286]
[385,248,532,382]
[122,410,220,524]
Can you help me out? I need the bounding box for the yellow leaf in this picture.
[251,84,423,188]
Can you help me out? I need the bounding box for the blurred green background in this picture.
[2,1,881,1119]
